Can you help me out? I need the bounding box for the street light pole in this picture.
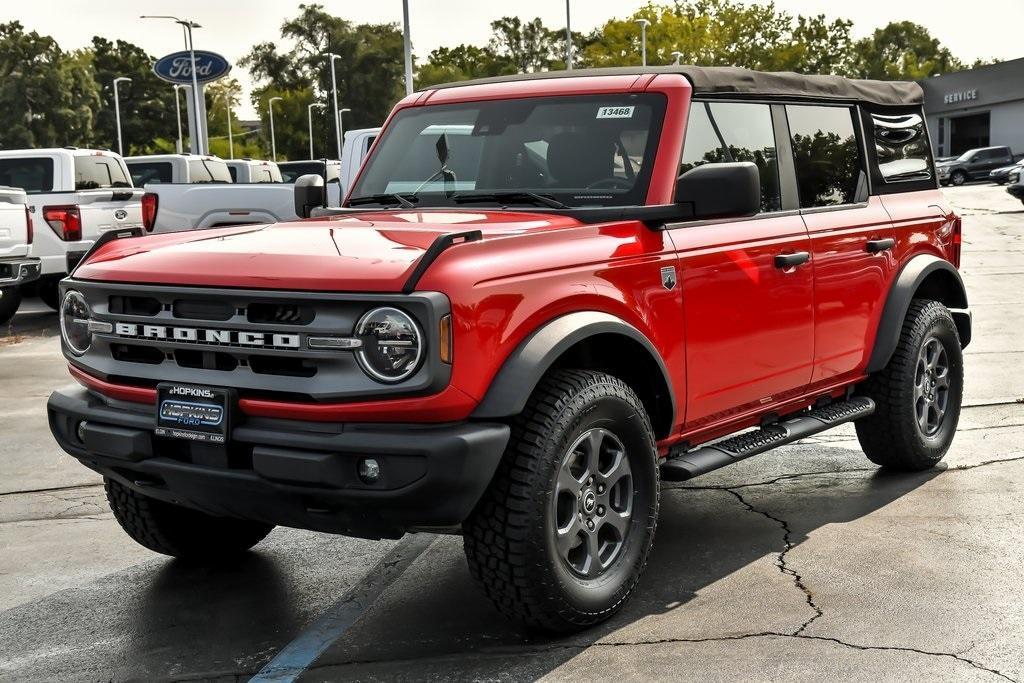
[328,53,342,160]
[268,96,282,162]
[402,0,413,96]
[222,91,234,159]
[636,19,650,67]
[172,85,184,153]
[308,103,326,159]
[671,50,683,66]
[113,77,131,156]
[140,16,204,155]
[338,107,351,157]
[565,0,573,70]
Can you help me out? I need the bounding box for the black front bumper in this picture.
[1007,184,1024,200]
[48,387,510,539]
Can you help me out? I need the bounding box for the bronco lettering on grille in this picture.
[112,322,300,348]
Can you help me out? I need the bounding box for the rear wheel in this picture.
[0,287,22,325]
[463,369,659,633]
[105,478,274,561]
[856,300,963,470]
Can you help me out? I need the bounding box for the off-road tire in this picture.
[950,170,968,186]
[36,279,60,310]
[856,299,963,470]
[463,369,659,633]
[0,286,22,325]
[105,478,274,560]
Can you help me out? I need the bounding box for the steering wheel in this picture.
[585,177,633,190]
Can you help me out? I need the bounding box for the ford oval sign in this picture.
[153,50,231,85]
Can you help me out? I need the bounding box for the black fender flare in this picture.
[867,255,970,373]
[471,311,676,429]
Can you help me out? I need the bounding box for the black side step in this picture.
[661,397,875,481]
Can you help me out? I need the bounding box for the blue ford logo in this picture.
[153,50,231,85]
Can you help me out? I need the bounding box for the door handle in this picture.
[866,238,896,253]
[774,251,810,269]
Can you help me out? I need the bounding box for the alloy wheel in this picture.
[552,428,634,578]
[914,336,950,437]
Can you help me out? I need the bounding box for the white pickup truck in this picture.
[0,186,41,323]
[124,154,233,185]
[141,128,379,233]
[0,148,143,307]
[225,159,282,183]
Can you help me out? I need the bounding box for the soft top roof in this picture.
[424,65,922,107]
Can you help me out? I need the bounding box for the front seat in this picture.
[546,131,617,187]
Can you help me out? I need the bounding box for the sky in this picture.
[8,0,1024,119]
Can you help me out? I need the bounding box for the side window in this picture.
[786,105,863,208]
[871,112,933,183]
[0,157,54,193]
[680,101,781,212]
[228,166,239,182]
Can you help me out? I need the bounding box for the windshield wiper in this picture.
[452,191,568,209]
[347,193,417,208]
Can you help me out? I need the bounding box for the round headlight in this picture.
[60,290,92,355]
[355,307,423,383]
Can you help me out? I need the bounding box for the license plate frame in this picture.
[155,383,235,444]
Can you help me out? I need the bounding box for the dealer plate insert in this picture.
[155,383,235,444]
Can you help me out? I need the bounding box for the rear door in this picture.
[787,104,896,386]
[667,101,815,426]
[73,154,142,238]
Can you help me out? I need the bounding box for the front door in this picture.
[668,100,815,428]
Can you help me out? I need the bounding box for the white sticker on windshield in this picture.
[596,106,635,119]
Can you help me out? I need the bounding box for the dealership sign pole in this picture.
[151,49,231,156]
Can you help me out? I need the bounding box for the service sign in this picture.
[153,50,231,85]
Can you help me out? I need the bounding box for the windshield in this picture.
[74,155,132,189]
[349,94,665,208]
[188,159,232,183]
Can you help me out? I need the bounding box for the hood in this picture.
[73,210,582,292]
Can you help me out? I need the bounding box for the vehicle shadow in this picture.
[306,452,942,679]
[1,295,58,340]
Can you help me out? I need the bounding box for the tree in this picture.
[88,36,179,155]
[0,22,99,149]
[241,3,405,160]
[851,21,964,80]
[581,1,854,74]
[205,78,262,160]
[416,45,515,89]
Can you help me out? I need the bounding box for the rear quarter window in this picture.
[871,112,933,183]
[0,157,54,193]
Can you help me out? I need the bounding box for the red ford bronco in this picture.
[48,66,969,632]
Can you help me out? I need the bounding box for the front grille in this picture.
[68,281,451,404]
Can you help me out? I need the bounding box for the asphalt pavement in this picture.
[1,184,1022,682]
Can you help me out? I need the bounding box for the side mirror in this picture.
[294,174,325,219]
[675,162,761,220]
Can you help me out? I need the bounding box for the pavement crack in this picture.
[720,489,823,635]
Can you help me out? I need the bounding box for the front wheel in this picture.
[105,478,274,561]
[36,278,60,310]
[950,170,968,186]
[856,300,963,470]
[463,369,659,633]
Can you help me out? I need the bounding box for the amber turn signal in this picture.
[439,314,452,364]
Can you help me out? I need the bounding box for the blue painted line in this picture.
[249,533,435,682]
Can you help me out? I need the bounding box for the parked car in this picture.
[0,148,142,307]
[0,186,41,323]
[48,66,969,634]
[224,159,282,184]
[125,154,233,186]
[937,145,1014,186]
[988,159,1024,185]
[1007,167,1024,204]
[142,132,378,233]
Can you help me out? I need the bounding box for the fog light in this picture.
[75,421,87,443]
[357,457,381,484]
